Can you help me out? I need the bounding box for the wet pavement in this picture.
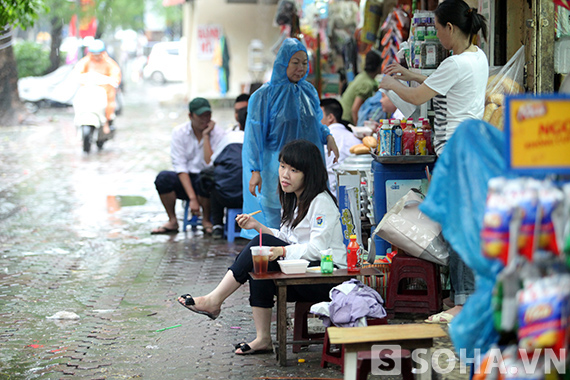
[0,79,469,380]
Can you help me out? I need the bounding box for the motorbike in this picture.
[72,72,117,153]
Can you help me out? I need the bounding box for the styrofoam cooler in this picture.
[371,160,433,256]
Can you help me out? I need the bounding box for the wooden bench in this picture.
[327,323,447,380]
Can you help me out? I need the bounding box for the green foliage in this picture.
[0,0,49,30]
[95,0,146,37]
[14,41,50,78]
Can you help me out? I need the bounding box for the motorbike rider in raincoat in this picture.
[241,38,339,239]
[75,39,121,135]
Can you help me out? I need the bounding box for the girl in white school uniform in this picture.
[177,139,346,355]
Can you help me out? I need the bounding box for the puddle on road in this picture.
[107,195,147,213]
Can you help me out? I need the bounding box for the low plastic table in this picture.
[250,267,384,366]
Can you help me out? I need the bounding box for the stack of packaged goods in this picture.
[408,10,447,70]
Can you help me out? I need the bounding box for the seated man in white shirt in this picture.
[320,98,362,197]
[209,95,249,239]
[151,97,225,235]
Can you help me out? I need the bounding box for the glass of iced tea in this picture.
[251,246,271,274]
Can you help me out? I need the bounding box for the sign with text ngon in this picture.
[505,95,570,175]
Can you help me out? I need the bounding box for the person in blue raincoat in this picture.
[241,38,339,238]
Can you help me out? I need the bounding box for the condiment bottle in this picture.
[347,235,360,272]
[415,128,427,155]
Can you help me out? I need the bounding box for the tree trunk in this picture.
[0,27,23,127]
[47,16,64,74]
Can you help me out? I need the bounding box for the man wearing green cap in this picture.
[151,97,225,235]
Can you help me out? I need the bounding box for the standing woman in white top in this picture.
[177,139,346,355]
[379,0,489,156]
[378,0,488,324]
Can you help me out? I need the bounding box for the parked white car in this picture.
[143,41,186,84]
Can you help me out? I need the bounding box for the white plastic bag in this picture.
[374,189,449,265]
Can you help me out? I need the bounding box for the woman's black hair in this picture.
[435,0,488,43]
[278,139,336,229]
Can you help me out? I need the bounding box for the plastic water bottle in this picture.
[347,235,360,272]
[392,121,403,155]
[320,248,334,274]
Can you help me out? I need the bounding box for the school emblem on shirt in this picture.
[315,215,325,228]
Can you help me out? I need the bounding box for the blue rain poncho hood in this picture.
[241,38,331,235]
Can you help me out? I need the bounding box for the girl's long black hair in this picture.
[435,0,488,43]
[278,139,337,229]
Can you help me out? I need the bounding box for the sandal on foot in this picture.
[151,226,179,235]
[178,294,220,320]
[234,342,273,356]
[202,225,214,235]
[424,311,454,324]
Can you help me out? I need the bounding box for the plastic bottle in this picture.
[391,120,403,155]
[402,120,416,155]
[379,119,392,156]
[415,128,427,155]
[320,248,334,274]
[347,235,360,272]
[422,119,433,154]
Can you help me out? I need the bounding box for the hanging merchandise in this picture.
[361,0,384,45]
[476,177,570,380]
[378,7,409,73]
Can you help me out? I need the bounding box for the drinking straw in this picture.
[259,228,262,247]
[155,324,182,332]
[249,210,262,216]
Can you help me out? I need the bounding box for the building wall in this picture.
[185,0,280,100]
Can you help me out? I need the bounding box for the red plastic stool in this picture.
[320,318,387,372]
[384,250,442,318]
[357,348,414,380]
[292,301,325,353]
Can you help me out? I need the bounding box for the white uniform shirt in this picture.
[170,121,225,174]
[325,123,362,197]
[269,192,347,269]
[423,46,489,155]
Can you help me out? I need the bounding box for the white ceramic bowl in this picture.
[277,259,310,274]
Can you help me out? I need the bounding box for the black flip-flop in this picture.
[178,294,220,320]
[150,226,179,235]
[234,342,273,356]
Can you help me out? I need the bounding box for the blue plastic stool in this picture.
[224,208,242,242]
[183,201,201,232]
